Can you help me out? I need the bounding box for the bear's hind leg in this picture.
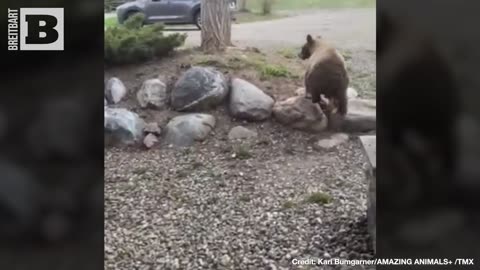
[336,90,348,116]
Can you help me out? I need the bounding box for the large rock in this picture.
[137,79,168,109]
[342,98,376,132]
[295,87,358,100]
[230,78,275,121]
[342,115,376,133]
[164,114,216,147]
[105,77,127,104]
[171,67,228,111]
[272,96,328,133]
[359,135,376,254]
[104,108,145,145]
[348,98,376,117]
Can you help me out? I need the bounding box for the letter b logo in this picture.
[20,8,64,50]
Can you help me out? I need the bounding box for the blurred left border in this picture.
[0,1,104,269]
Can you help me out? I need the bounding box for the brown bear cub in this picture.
[299,34,349,119]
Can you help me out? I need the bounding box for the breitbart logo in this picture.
[8,8,64,51]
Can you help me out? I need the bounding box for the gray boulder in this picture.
[104,108,145,145]
[230,78,274,121]
[105,77,127,104]
[342,98,376,132]
[137,78,168,109]
[348,98,376,117]
[171,67,228,111]
[164,114,216,147]
[272,96,328,133]
[295,87,357,100]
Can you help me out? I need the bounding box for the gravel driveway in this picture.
[105,8,376,270]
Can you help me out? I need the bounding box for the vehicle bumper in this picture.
[116,7,127,24]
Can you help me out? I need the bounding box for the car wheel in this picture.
[194,11,202,30]
[125,11,144,25]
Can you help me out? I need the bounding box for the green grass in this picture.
[105,0,375,27]
[193,53,299,80]
[105,12,285,28]
[105,17,117,28]
[305,192,332,205]
[233,144,253,160]
[277,48,297,59]
[235,12,286,23]
[246,0,375,11]
[282,200,296,209]
[260,64,296,79]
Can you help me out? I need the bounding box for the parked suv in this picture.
[116,0,237,29]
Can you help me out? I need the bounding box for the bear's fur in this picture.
[299,35,349,117]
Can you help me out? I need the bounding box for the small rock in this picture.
[164,114,216,147]
[143,133,159,149]
[220,254,231,266]
[230,78,275,121]
[144,122,161,135]
[294,87,306,96]
[272,96,328,133]
[316,133,349,149]
[228,126,258,141]
[347,87,358,99]
[105,77,127,104]
[171,66,228,111]
[137,78,168,109]
[269,263,278,270]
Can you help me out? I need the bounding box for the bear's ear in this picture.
[306,34,313,44]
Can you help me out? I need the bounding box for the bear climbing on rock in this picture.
[299,34,349,123]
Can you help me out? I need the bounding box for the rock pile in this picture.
[104,66,376,148]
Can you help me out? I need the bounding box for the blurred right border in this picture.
[377,0,480,267]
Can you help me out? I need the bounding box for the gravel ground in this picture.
[105,108,374,269]
[105,8,376,269]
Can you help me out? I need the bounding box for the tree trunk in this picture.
[201,0,232,53]
[239,0,248,12]
[262,0,273,15]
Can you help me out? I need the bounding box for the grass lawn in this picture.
[105,12,285,28]
[105,17,117,28]
[235,12,285,23]
[105,0,375,28]
[246,0,375,11]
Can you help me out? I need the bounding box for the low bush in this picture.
[104,13,186,65]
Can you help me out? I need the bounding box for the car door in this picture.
[144,0,172,22]
[167,0,195,23]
